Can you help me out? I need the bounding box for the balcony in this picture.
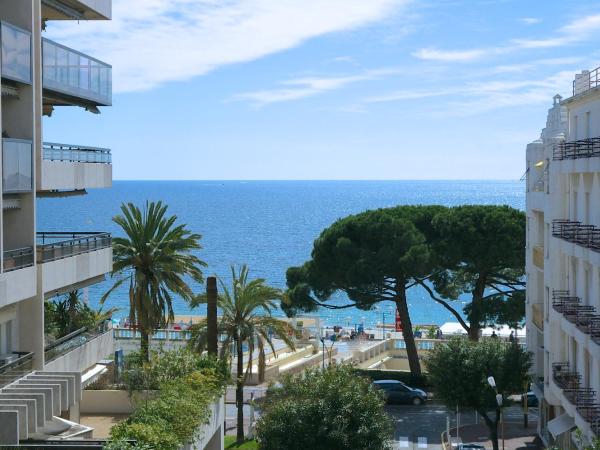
[531,303,544,330]
[2,138,33,194]
[554,137,600,161]
[39,142,112,193]
[552,362,600,433]
[42,38,111,107]
[36,232,112,295]
[44,321,113,373]
[0,248,36,307]
[572,67,600,97]
[532,245,544,269]
[42,0,112,20]
[552,290,600,346]
[552,219,600,253]
[1,21,32,85]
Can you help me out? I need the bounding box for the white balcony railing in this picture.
[42,38,111,106]
[43,142,111,164]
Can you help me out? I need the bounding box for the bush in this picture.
[354,368,429,389]
[256,365,393,450]
[121,348,229,392]
[110,352,228,450]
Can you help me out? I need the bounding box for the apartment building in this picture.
[526,67,600,448]
[0,0,113,443]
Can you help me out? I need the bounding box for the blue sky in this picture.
[42,0,600,180]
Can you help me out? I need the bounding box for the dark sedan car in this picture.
[373,380,427,405]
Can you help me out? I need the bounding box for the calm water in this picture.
[37,180,524,328]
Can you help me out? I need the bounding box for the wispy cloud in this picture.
[411,48,487,62]
[412,13,600,63]
[364,70,575,115]
[519,17,541,25]
[44,0,410,93]
[232,67,404,106]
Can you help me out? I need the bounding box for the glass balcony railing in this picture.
[37,232,111,263]
[43,142,112,164]
[2,138,33,193]
[45,321,111,363]
[1,21,32,84]
[42,38,112,106]
[3,247,34,272]
[0,352,34,388]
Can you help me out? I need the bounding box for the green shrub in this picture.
[256,365,393,450]
[354,368,429,389]
[110,352,228,450]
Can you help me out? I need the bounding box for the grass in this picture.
[224,435,259,449]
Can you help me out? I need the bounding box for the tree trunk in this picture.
[395,287,421,376]
[258,350,265,383]
[140,330,150,362]
[481,410,499,450]
[236,338,245,444]
[468,274,487,341]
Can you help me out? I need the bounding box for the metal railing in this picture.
[0,351,34,388]
[573,67,600,97]
[3,246,34,272]
[36,232,111,263]
[3,138,33,193]
[43,142,112,164]
[552,362,600,429]
[113,327,192,341]
[552,219,600,252]
[45,321,111,363]
[1,21,32,84]
[554,137,600,161]
[42,38,111,106]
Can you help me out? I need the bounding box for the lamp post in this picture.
[487,376,504,450]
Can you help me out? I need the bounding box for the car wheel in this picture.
[412,397,423,406]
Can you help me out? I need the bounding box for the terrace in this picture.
[554,137,600,161]
[552,219,600,252]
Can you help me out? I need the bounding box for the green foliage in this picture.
[426,337,530,411]
[430,205,526,332]
[103,201,207,361]
[353,369,429,389]
[189,265,295,442]
[110,352,227,450]
[45,290,117,339]
[122,348,229,393]
[284,206,443,315]
[256,365,393,450]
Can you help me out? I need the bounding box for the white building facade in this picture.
[526,67,600,448]
[0,0,114,443]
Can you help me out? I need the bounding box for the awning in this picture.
[548,413,576,438]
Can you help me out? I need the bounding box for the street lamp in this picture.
[487,376,504,450]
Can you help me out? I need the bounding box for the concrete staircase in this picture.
[0,371,91,444]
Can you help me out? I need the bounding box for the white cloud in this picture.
[412,13,600,63]
[365,70,575,115]
[233,67,404,106]
[411,47,487,62]
[519,17,541,25]
[44,0,410,93]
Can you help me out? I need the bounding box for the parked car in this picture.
[372,380,427,405]
[457,444,486,450]
[521,391,538,407]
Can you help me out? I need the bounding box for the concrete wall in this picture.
[80,390,136,414]
[44,328,113,373]
[78,0,112,19]
[0,266,36,307]
[41,247,112,295]
[39,160,112,192]
[184,396,224,450]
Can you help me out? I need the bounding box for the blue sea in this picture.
[36,180,524,329]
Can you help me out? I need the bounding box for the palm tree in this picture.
[188,265,295,444]
[103,201,206,362]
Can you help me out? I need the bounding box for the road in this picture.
[386,403,537,450]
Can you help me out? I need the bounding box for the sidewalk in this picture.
[449,420,542,450]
